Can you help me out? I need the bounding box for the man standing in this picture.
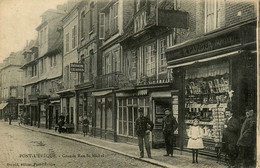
[236,108,256,168]
[135,108,154,158]
[162,108,178,157]
[222,110,240,167]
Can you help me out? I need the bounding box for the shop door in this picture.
[101,98,106,139]
[49,106,53,129]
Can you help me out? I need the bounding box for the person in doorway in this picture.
[222,110,240,167]
[187,118,204,163]
[135,108,154,158]
[236,108,256,168]
[82,116,89,137]
[162,108,178,157]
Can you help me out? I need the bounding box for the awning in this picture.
[91,90,113,97]
[151,91,171,98]
[168,50,242,69]
[0,103,8,110]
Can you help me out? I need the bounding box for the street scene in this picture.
[0,121,161,168]
[0,0,259,168]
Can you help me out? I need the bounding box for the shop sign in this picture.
[169,31,241,60]
[70,63,84,72]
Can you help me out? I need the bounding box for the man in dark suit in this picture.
[162,108,178,157]
[222,110,240,167]
[236,109,256,168]
[135,108,154,158]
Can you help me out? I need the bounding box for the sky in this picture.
[0,0,68,63]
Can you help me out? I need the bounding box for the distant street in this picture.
[0,121,161,168]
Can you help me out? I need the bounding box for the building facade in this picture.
[0,52,24,120]
[165,0,257,155]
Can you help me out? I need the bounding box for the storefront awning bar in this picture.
[167,44,241,65]
[168,50,242,69]
[91,90,113,97]
[150,91,171,98]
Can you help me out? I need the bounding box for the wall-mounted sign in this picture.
[70,63,84,72]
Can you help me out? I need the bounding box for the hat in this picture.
[138,108,144,112]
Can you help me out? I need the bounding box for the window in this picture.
[43,27,47,44]
[99,13,105,39]
[66,33,69,53]
[134,11,146,33]
[144,44,155,76]
[205,0,224,32]
[103,48,121,75]
[118,98,138,137]
[25,67,27,77]
[103,1,118,35]
[41,59,43,73]
[105,53,112,74]
[159,39,167,72]
[81,11,86,38]
[39,30,43,46]
[89,2,94,32]
[72,25,77,49]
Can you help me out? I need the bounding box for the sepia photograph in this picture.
[0,0,259,167]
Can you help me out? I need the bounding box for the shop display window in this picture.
[184,62,230,142]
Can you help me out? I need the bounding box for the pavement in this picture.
[9,121,228,168]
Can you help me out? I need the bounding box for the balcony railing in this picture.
[95,72,121,89]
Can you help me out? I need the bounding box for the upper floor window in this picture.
[159,39,167,73]
[81,11,86,38]
[72,25,77,49]
[100,1,119,39]
[66,33,69,53]
[134,11,146,33]
[43,27,47,44]
[109,2,118,34]
[102,47,121,75]
[144,44,155,77]
[89,2,95,32]
[205,0,224,32]
[50,55,57,67]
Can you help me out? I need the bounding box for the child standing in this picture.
[187,118,204,163]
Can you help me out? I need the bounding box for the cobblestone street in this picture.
[0,121,161,168]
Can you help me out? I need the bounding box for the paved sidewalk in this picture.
[10,121,227,168]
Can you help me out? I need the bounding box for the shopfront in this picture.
[92,90,116,141]
[115,85,176,148]
[75,83,94,134]
[166,22,257,155]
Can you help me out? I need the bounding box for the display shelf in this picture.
[185,120,213,126]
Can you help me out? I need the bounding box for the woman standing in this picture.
[187,118,204,163]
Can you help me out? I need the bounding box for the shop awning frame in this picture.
[91,90,113,97]
[167,50,243,69]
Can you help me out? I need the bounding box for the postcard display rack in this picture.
[184,62,230,150]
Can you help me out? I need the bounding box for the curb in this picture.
[15,124,177,168]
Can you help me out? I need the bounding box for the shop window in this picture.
[184,62,230,143]
[118,98,137,137]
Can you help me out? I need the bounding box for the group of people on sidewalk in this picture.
[134,108,178,159]
[133,106,256,168]
[222,107,256,168]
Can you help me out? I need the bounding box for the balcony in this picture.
[95,72,135,89]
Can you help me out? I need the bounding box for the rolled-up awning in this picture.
[91,90,113,97]
[0,103,8,110]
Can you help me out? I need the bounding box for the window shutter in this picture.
[99,13,105,39]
